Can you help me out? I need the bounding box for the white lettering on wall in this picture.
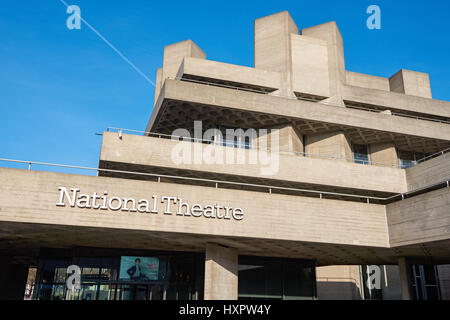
[56,187,244,221]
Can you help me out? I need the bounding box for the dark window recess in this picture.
[398,150,430,169]
[411,264,441,300]
[238,256,315,300]
[352,144,370,165]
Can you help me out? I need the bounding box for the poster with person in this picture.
[119,256,159,281]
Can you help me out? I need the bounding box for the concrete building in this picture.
[1,11,450,300]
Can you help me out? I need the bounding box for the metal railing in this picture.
[0,157,385,203]
[1,157,449,205]
[105,127,450,169]
[416,147,450,164]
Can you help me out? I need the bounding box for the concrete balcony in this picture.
[176,57,281,92]
[147,79,450,154]
[387,187,450,247]
[0,167,390,265]
[343,85,450,120]
[99,131,407,195]
[1,166,450,264]
[386,152,450,248]
[405,151,450,191]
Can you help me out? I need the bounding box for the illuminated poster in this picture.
[119,256,159,281]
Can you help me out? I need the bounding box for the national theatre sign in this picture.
[56,187,244,220]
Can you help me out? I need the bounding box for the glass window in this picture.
[238,256,315,300]
[98,284,114,300]
[215,125,253,149]
[398,151,431,169]
[353,144,370,165]
[411,264,441,300]
[398,150,415,169]
[283,261,315,300]
[36,250,203,300]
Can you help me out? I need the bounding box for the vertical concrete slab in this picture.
[291,35,330,98]
[301,21,346,106]
[254,11,298,97]
[369,142,398,167]
[389,69,432,99]
[305,131,352,161]
[204,243,238,300]
[255,124,304,154]
[154,40,206,105]
[162,40,206,81]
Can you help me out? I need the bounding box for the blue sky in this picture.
[1,0,449,174]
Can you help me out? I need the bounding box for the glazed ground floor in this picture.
[8,246,317,300]
[2,246,450,300]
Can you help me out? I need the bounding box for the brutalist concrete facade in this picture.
[0,11,449,300]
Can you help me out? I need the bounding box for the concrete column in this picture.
[437,265,450,300]
[0,257,29,300]
[380,265,403,300]
[305,131,352,162]
[398,257,414,300]
[369,142,398,167]
[204,243,238,300]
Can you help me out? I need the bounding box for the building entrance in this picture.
[35,247,204,300]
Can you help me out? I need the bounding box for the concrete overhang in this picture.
[176,57,281,92]
[405,151,450,191]
[386,153,450,248]
[146,79,450,154]
[0,168,389,265]
[343,85,450,120]
[99,131,407,195]
[387,187,450,248]
[1,167,450,265]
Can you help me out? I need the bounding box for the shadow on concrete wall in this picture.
[316,281,363,300]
